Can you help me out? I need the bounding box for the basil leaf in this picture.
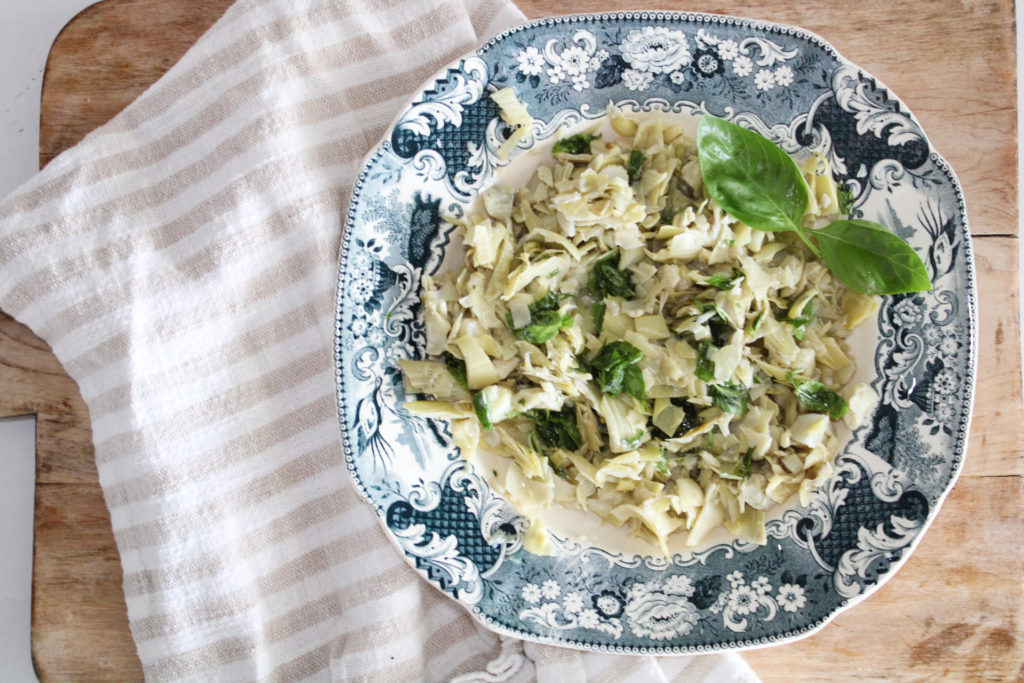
[697,116,808,234]
[709,382,749,416]
[515,309,573,344]
[695,340,715,382]
[530,291,570,313]
[705,267,744,290]
[472,392,492,429]
[787,372,849,419]
[650,398,703,439]
[524,405,581,451]
[552,133,600,155]
[442,351,468,389]
[786,300,814,341]
[732,447,755,479]
[588,251,636,299]
[583,341,645,398]
[592,301,606,335]
[796,381,849,419]
[622,364,646,402]
[628,149,646,181]
[813,219,931,295]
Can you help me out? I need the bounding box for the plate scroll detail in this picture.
[335,11,976,653]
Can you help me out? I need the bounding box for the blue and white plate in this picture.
[334,12,976,653]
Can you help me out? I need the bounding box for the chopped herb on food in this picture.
[552,132,600,155]
[588,251,636,300]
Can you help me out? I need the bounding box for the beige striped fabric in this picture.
[0,0,761,680]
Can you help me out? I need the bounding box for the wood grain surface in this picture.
[4,0,1017,680]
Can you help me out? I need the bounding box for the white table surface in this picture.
[0,2,1021,680]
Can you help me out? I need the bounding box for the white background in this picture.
[0,1,1020,680]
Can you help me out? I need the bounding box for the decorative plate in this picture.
[334,12,976,653]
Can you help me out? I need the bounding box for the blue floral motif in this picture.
[335,11,975,653]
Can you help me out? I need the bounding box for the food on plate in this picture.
[400,98,928,555]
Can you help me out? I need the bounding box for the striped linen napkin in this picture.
[0,0,762,679]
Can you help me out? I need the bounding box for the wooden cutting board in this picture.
[4,0,1019,680]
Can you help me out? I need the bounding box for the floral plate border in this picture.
[333,12,977,653]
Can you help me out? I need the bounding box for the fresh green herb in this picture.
[588,251,636,300]
[650,398,703,439]
[581,340,646,402]
[510,292,574,344]
[814,220,933,295]
[552,132,600,155]
[746,311,765,335]
[622,365,646,402]
[473,392,492,429]
[695,340,715,382]
[627,149,646,181]
[696,116,930,295]
[709,382,749,416]
[530,291,570,312]
[529,430,544,455]
[625,429,646,449]
[697,116,810,237]
[732,447,755,479]
[514,309,573,344]
[726,238,736,246]
[657,453,669,475]
[708,307,733,347]
[787,371,848,419]
[551,462,569,480]
[837,185,856,214]
[786,299,814,341]
[492,469,498,478]
[442,352,468,389]
[524,405,582,452]
[592,301,607,335]
[705,267,744,290]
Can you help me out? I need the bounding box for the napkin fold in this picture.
[0,0,762,679]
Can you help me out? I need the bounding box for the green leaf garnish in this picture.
[695,340,715,382]
[473,392,492,429]
[524,405,581,452]
[552,132,600,155]
[812,220,932,295]
[705,267,744,290]
[591,301,606,335]
[530,291,571,312]
[709,382,749,416]
[622,365,646,402]
[697,116,808,236]
[443,351,468,389]
[786,299,814,341]
[509,292,574,344]
[696,116,932,295]
[588,251,636,300]
[581,340,646,402]
[787,372,848,419]
[515,310,573,344]
[628,149,646,181]
[732,448,755,479]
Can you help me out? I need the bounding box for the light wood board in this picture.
[2,0,1017,679]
